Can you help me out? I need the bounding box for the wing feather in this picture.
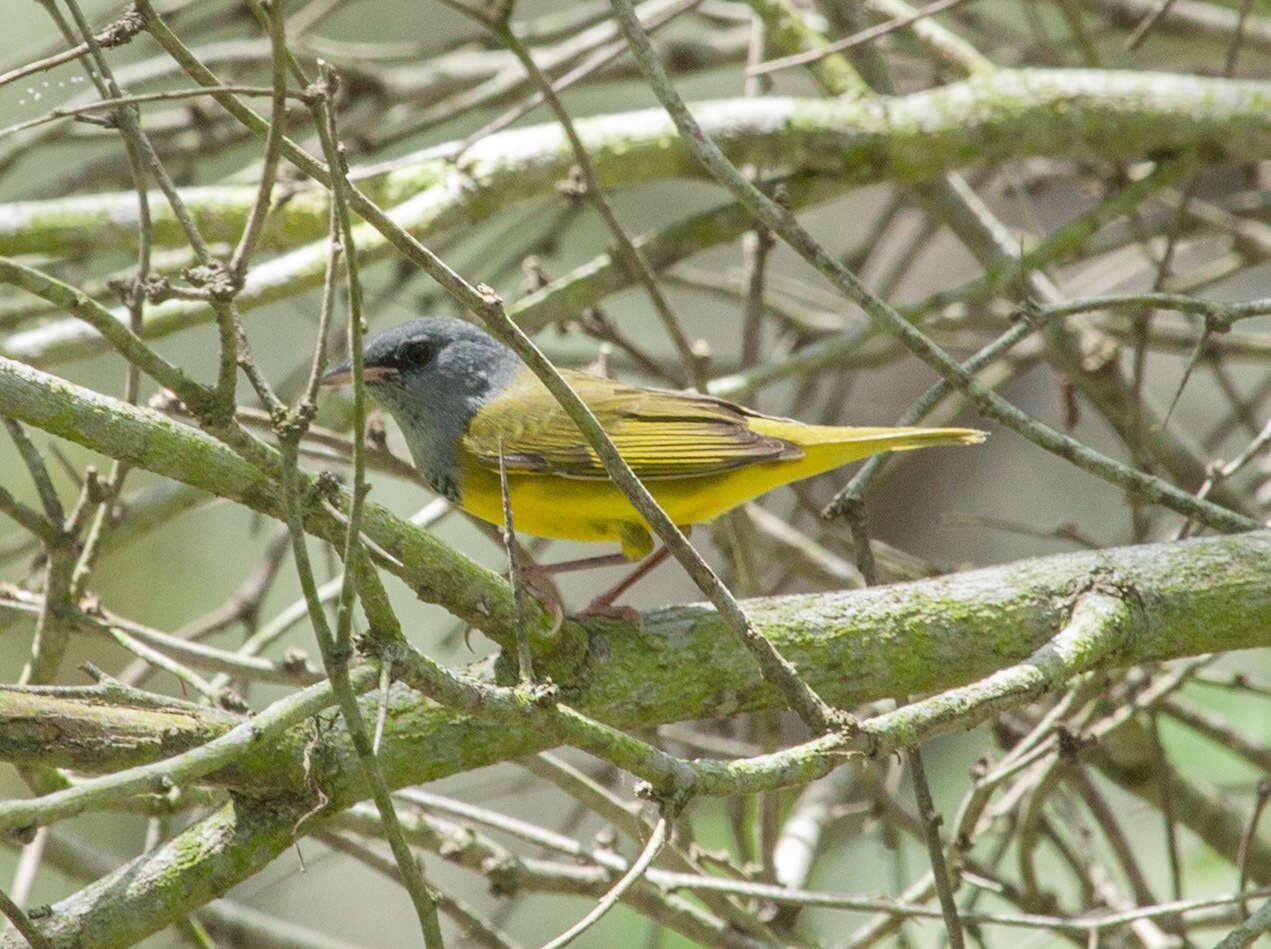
[463,369,801,480]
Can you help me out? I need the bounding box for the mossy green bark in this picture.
[0,689,240,773]
[4,527,1270,947]
[5,69,1271,366]
[741,0,866,96]
[8,797,301,949]
[3,530,1269,798]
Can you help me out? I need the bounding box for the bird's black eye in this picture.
[396,338,437,368]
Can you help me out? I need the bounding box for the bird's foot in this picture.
[576,598,641,624]
[576,599,643,633]
[513,569,565,635]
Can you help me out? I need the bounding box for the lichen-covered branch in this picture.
[1,523,1268,800]
[5,67,1271,364]
[0,521,1268,945]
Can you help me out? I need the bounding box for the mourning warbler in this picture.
[322,316,984,563]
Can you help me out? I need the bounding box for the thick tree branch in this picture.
[0,522,1267,945]
[5,68,1271,364]
[0,523,1267,796]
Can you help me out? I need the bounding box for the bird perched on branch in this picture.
[322,317,985,614]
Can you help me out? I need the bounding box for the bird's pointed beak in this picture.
[319,363,352,386]
[320,363,395,386]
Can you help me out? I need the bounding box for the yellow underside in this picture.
[456,420,983,560]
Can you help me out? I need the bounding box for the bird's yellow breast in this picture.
[458,453,816,556]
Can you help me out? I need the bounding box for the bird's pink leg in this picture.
[519,552,632,578]
[579,543,674,618]
[516,528,691,619]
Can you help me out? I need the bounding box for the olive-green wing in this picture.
[464,369,801,480]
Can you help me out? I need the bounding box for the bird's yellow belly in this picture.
[456,448,840,556]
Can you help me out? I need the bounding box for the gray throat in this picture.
[369,353,519,502]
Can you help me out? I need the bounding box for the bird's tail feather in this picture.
[745,419,986,471]
[816,425,987,451]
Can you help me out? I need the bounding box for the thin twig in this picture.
[299,62,446,947]
[749,0,977,77]
[0,885,52,949]
[1215,896,1271,949]
[450,0,704,157]
[497,440,533,684]
[540,815,671,949]
[228,0,290,279]
[1236,780,1271,920]
[484,15,708,390]
[904,746,965,946]
[48,0,248,412]
[846,467,963,947]
[0,487,56,545]
[1125,0,1179,49]
[608,0,1257,536]
[317,832,521,949]
[0,85,298,140]
[3,420,63,524]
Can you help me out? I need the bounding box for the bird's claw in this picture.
[576,599,642,627]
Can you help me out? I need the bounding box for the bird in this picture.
[321,317,986,613]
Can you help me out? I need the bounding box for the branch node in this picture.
[829,708,861,739]
[102,4,148,46]
[516,678,559,708]
[1206,307,1235,334]
[1013,296,1043,326]
[556,165,588,200]
[9,825,37,846]
[217,689,250,714]
[312,470,344,505]
[482,854,525,896]
[182,260,240,302]
[300,82,327,107]
[1056,724,1087,759]
[282,647,311,674]
[635,765,696,815]
[138,274,175,304]
[475,282,503,308]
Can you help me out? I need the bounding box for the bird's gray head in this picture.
[320,317,521,501]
